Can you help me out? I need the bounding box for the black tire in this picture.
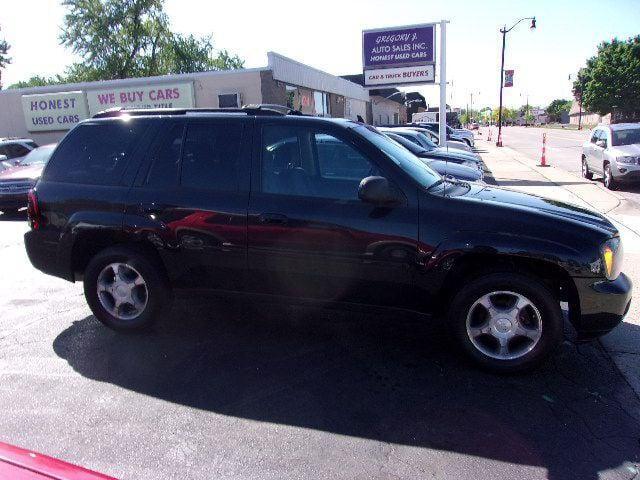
[581,157,593,180]
[603,163,616,190]
[83,246,172,331]
[448,272,563,373]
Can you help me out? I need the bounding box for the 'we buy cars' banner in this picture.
[86,81,195,116]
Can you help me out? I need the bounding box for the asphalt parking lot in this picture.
[1,212,639,480]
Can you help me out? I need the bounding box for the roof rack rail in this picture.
[92,104,304,119]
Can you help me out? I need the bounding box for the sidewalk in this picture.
[478,140,640,395]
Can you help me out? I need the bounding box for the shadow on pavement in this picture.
[53,298,640,479]
[496,180,593,187]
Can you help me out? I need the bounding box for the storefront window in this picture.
[313,91,330,117]
[218,93,240,108]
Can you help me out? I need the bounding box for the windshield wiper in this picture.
[426,179,444,191]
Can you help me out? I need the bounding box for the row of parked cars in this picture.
[0,139,56,214]
[17,105,630,373]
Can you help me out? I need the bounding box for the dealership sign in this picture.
[86,82,195,116]
[362,23,436,87]
[21,91,89,132]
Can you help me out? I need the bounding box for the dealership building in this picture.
[0,52,376,145]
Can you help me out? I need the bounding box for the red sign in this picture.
[504,69,514,88]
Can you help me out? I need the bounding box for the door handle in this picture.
[138,203,164,216]
[258,213,288,225]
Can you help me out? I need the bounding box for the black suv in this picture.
[24,106,632,372]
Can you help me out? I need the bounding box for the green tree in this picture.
[7,75,64,89]
[545,99,571,122]
[0,25,11,88]
[59,0,244,82]
[573,36,640,120]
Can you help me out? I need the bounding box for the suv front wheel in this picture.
[83,246,172,331]
[448,272,563,372]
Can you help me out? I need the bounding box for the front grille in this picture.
[0,179,34,194]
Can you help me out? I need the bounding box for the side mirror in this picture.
[596,139,607,148]
[358,176,403,206]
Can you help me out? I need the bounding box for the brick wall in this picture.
[260,70,287,106]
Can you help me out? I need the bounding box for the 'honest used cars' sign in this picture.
[21,91,89,132]
[86,82,195,116]
[362,23,436,87]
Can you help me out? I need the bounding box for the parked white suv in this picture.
[582,124,640,190]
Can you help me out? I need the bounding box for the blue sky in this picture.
[2,0,639,109]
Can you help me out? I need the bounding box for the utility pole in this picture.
[578,76,585,130]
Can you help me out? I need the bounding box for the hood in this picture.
[425,148,481,163]
[610,144,640,157]
[0,163,44,181]
[427,160,482,182]
[461,184,617,235]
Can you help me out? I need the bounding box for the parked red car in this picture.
[0,441,116,479]
[0,144,56,213]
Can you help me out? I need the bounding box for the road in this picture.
[0,212,639,480]
[497,126,640,207]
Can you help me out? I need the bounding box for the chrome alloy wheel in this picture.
[96,263,148,321]
[582,158,588,178]
[604,164,612,188]
[466,291,543,361]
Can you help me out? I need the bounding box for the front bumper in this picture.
[572,273,632,340]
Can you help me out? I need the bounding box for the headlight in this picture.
[616,156,639,165]
[601,237,623,280]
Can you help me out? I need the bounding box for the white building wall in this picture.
[268,52,370,103]
[345,98,367,121]
[0,68,265,145]
[372,97,401,125]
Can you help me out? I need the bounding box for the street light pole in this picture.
[497,29,507,146]
[496,16,536,147]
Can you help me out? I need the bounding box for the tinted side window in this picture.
[45,122,146,185]
[590,130,600,143]
[180,123,241,191]
[145,124,184,188]
[261,125,378,200]
[316,134,371,181]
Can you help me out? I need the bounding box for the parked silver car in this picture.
[582,123,640,189]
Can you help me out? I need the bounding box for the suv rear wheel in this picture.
[448,272,563,372]
[83,246,172,331]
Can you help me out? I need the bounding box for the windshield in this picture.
[354,125,441,189]
[20,145,56,166]
[385,133,428,155]
[612,127,640,146]
[414,132,438,149]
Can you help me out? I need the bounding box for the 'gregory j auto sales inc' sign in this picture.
[362,24,436,87]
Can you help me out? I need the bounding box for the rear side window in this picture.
[45,122,146,185]
[180,123,241,191]
[145,124,184,188]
